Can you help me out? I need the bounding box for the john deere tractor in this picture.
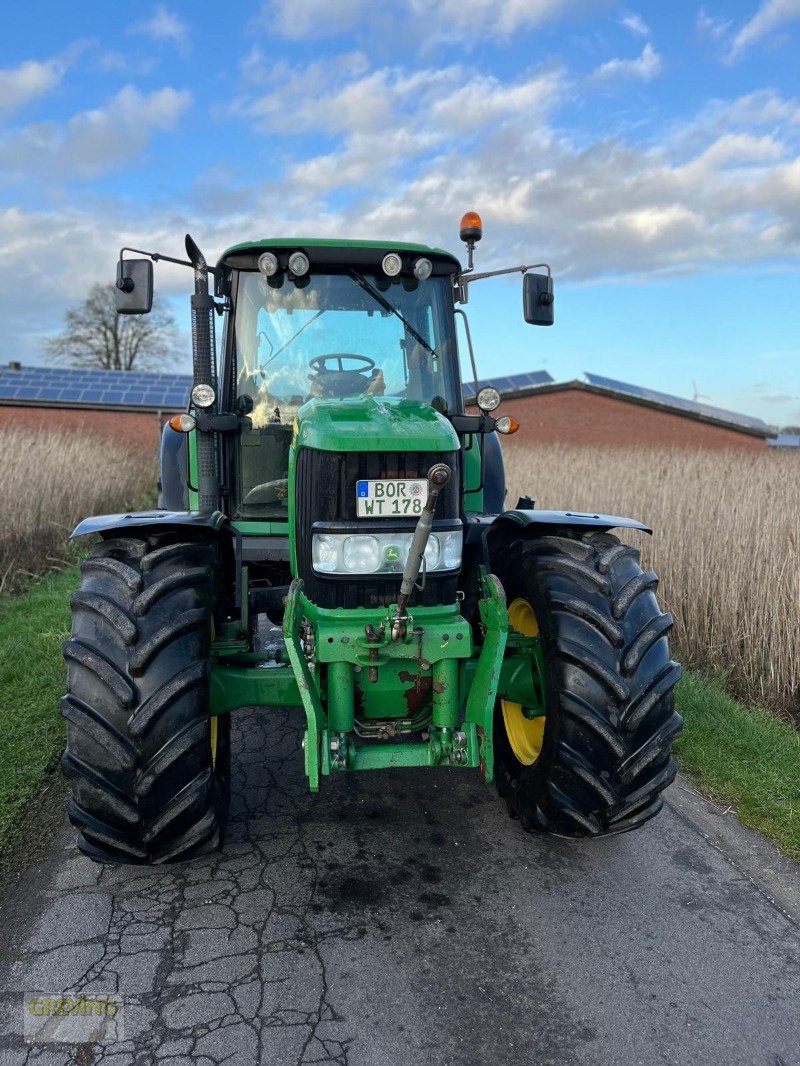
[61,213,683,863]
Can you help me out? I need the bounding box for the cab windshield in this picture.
[232,270,459,518]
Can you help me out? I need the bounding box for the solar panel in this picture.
[0,364,193,409]
[462,369,554,399]
[583,373,769,432]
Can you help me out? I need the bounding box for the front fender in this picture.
[70,510,229,540]
[487,508,651,552]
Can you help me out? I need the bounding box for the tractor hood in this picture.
[294,396,459,454]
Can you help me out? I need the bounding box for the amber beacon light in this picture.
[459,211,483,244]
[459,210,483,270]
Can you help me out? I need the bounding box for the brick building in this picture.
[468,372,774,451]
[0,364,191,450]
[0,364,774,452]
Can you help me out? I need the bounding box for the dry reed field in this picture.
[505,443,800,718]
[0,427,156,594]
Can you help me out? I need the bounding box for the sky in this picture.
[1,0,799,426]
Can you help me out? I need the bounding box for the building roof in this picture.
[582,373,771,436]
[0,363,191,412]
[461,370,554,402]
[767,433,800,448]
[477,370,775,440]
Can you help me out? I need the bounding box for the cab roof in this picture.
[218,237,462,276]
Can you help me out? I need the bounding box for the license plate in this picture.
[356,478,427,517]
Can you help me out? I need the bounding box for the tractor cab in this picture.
[219,241,463,519]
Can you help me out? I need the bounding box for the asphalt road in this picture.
[0,708,798,1066]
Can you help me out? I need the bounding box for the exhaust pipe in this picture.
[185,234,219,513]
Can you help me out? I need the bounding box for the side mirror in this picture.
[115,258,153,315]
[523,272,554,326]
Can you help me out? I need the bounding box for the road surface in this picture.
[0,708,798,1065]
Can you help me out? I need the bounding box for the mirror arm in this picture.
[116,246,220,278]
[460,262,551,287]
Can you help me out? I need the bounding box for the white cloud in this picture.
[129,5,190,51]
[696,6,732,41]
[0,85,192,181]
[593,42,663,81]
[94,50,158,77]
[232,58,565,198]
[430,69,563,133]
[226,55,800,281]
[729,0,800,58]
[258,0,610,42]
[0,57,69,116]
[224,54,800,283]
[409,0,602,37]
[261,0,373,38]
[234,55,563,137]
[621,12,650,36]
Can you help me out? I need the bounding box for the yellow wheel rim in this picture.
[507,597,539,638]
[502,597,545,766]
[209,716,219,769]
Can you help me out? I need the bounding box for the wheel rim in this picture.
[502,597,546,766]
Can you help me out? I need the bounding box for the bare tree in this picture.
[46,283,182,371]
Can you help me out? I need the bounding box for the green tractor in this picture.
[62,213,683,864]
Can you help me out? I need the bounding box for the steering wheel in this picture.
[309,353,376,375]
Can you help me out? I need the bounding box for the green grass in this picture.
[675,672,800,860]
[0,567,77,855]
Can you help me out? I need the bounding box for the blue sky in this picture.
[1,0,799,425]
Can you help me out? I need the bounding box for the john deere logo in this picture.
[384,545,401,562]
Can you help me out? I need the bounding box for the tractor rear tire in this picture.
[492,532,683,837]
[62,533,230,864]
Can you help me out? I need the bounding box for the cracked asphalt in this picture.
[0,708,799,1066]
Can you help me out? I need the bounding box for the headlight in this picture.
[288,251,310,276]
[311,530,462,575]
[441,531,461,569]
[343,535,381,574]
[424,535,440,569]
[413,257,433,280]
[382,252,402,277]
[476,386,501,412]
[191,383,215,409]
[312,534,339,573]
[258,252,279,276]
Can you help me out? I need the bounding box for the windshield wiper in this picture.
[262,309,325,368]
[350,270,436,358]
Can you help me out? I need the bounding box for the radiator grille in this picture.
[295,448,461,609]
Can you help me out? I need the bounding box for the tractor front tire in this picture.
[493,532,683,838]
[62,534,230,864]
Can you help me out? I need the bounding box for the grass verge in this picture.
[675,673,800,861]
[0,567,76,860]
